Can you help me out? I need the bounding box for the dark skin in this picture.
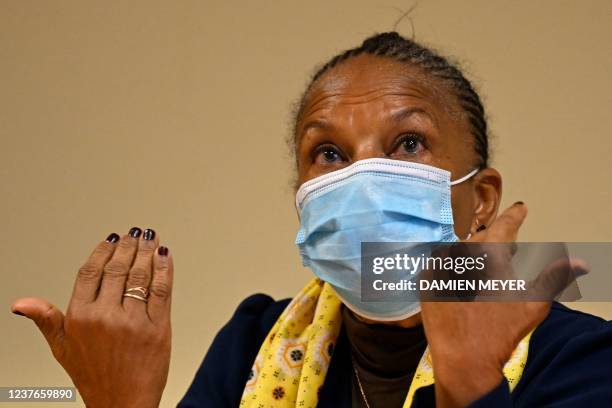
[295,54,551,407]
[296,54,500,244]
[10,53,563,407]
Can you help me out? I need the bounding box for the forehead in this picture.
[299,54,461,127]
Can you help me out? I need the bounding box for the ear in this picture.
[471,167,502,232]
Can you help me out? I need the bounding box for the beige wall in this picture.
[1,1,611,406]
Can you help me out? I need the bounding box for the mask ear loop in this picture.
[450,168,480,185]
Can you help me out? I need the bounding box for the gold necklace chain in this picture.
[351,355,372,408]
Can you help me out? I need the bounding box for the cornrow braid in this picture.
[293,31,489,169]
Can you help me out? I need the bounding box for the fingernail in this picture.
[12,310,25,316]
[143,229,156,241]
[158,246,168,256]
[476,224,486,232]
[514,201,524,206]
[574,268,589,277]
[129,227,142,238]
[105,233,120,243]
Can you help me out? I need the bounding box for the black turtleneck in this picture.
[341,306,428,408]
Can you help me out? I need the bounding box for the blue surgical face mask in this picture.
[295,158,478,321]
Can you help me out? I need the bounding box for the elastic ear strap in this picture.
[450,168,479,185]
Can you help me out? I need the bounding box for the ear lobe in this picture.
[472,167,502,228]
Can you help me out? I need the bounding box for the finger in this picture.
[528,257,590,300]
[124,228,159,314]
[71,233,120,305]
[148,246,173,324]
[11,297,65,349]
[487,201,528,242]
[97,228,141,305]
[568,257,590,277]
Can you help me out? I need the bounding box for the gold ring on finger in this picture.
[124,286,149,298]
[123,293,148,303]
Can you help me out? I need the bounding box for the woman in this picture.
[11,32,612,407]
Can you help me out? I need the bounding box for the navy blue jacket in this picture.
[178,297,612,407]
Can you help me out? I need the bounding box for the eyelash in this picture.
[391,132,429,154]
[311,143,344,164]
[310,132,429,164]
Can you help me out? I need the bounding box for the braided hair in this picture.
[291,31,489,171]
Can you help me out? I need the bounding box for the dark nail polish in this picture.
[105,233,120,243]
[12,310,25,316]
[477,224,486,232]
[129,227,142,238]
[574,267,588,276]
[514,201,524,206]
[143,229,156,241]
[158,246,168,256]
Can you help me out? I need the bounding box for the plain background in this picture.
[1,1,611,406]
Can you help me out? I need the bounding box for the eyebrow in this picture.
[390,107,437,129]
[300,119,333,138]
[298,106,437,143]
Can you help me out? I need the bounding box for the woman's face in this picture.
[295,54,501,238]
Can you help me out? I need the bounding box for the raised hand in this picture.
[420,203,551,407]
[11,228,173,408]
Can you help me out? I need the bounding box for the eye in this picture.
[312,144,345,165]
[391,132,427,156]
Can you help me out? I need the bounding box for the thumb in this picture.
[527,257,590,301]
[11,297,65,348]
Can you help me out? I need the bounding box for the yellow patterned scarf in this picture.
[240,278,532,407]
